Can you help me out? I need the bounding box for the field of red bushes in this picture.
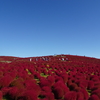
[0,55,100,100]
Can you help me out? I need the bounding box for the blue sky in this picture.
[0,0,100,58]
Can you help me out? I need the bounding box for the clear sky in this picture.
[0,0,100,58]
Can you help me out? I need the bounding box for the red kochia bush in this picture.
[80,88,89,100]
[90,75,99,82]
[53,80,69,94]
[39,78,51,87]
[24,79,37,87]
[47,75,55,86]
[0,75,13,88]
[77,79,88,88]
[92,88,100,98]
[94,81,100,86]
[20,90,38,100]
[7,86,23,100]
[53,86,64,99]
[0,91,3,100]
[64,91,77,100]
[0,71,3,77]
[42,86,51,92]
[24,79,41,95]
[44,92,55,100]
[1,87,12,96]
[9,71,17,79]
[74,86,81,92]
[67,79,73,87]
[76,91,84,100]
[91,86,100,91]
[60,73,68,83]
[87,80,94,90]
[68,83,78,91]
[88,94,100,100]
[39,91,54,100]
[55,75,63,82]
[10,78,25,89]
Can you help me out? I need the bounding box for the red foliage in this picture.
[0,75,13,88]
[42,86,51,92]
[88,80,94,90]
[53,80,69,94]
[78,80,88,88]
[1,87,11,96]
[88,94,100,100]
[80,88,89,100]
[44,92,55,100]
[68,83,78,91]
[53,86,64,99]
[0,91,3,100]
[7,87,23,100]
[64,91,77,100]
[90,75,100,82]
[10,78,25,89]
[60,73,68,83]
[92,88,100,98]
[39,78,51,87]
[76,91,84,100]
[55,75,63,82]
[47,75,55,86]
[24,79,41,95]
[20,90,38,100]
[0,55,100,100]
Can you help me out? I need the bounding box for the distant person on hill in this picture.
[62,58,64,61]
[36,58,38,61]
[66,58,68,61]
[30,58,32,61]
[42,57,45,61]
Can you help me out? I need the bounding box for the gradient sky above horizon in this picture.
[0,0,100,58]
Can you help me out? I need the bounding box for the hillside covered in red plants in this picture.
[0,54,100,100]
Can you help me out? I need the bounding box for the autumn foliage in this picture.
[0,55,100,100]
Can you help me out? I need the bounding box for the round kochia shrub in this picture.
[91,88,100,98]
[10,78,25,89]
[87,80,94,90]
[42,86,52,92]
[0,75,13,88]
[44,92,55,100]
[90,75,100,82]
[0,91,3,100]
[24,79,41,96]
[54,75,63,82]
[68,83,78,91]
[67,79,73,87]
[53,80,69,94]
[88,94,100,100]
[60,73,68,83]
[1,87,11,96]
[76,79,88,88]
[0,71,3,77]
[91,81,100,90]
[39,91,54,100]
[47,75,55,86]
[19,90,38,100]
[80,88,89,100]
[76,91,84,100]
[5,86,23,100]
[52,86,64,99]
[39,78,51,87]
[64,91,77,100]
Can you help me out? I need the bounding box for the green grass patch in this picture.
[40,73,48,78]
